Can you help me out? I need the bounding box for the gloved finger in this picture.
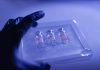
[31,21,38,27]
[15,17,38,27]
[21,63,50,70]
[39,63,50,70]
[15,17,23,25]
[2,19,16,31]
[16,10,45,36]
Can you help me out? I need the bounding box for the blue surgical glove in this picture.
[0,11,50,70]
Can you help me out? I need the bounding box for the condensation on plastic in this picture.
[20,19,92,63]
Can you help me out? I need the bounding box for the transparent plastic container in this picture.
[19,19,92,63]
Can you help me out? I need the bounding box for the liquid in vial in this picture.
[35,31,44,46]
[46,29,56,46]
[58,28,69,44]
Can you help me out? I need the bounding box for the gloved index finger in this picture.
[16,10,45,35]
[27,10,45,21]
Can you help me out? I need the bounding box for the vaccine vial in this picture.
[46,29,56,46]
[58,28,69,44]
[35,31,44,46]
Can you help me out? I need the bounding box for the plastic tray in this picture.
[19,20,92,63]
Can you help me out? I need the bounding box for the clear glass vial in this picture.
[46,29,56,46]
[58,28,69,44]
[35,31,44,46]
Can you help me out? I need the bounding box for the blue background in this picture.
[0,0,100,70]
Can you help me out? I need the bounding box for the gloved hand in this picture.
[0,11,50,70]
